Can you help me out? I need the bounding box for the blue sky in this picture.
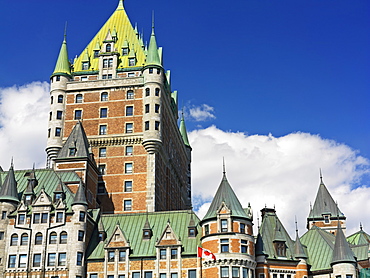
[0,0,369,234]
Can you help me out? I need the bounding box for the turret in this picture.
[46,34,72,167]
[23,166,37,205]
[293,225,308,278]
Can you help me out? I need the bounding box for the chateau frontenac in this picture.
[0,1,369,278]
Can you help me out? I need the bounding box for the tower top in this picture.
[52,34,71,77]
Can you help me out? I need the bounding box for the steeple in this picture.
[117,0,124,11]
[145,25,161,66]
[0,163,19,203]
[23,166,37,204]
[179,113,191,148]
[72,181,88,206]
[52,34,71,77]
[331,223,356,265]
[293,223,307,259]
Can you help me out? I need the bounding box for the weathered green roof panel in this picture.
[347,228,370,245]
[179,114,190,147]
[331,225,356,265]
[0,165,19,203]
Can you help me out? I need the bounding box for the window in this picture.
[149,68,153,74]
[90,274,98,278]
[48,253,56,266]
[49,112,52,121]
[49,232,57,244]
[33,213,40,223]
[18,214,26,225]
[108,58,113,67]
[232,267,240,278]
[155,121,160,130]
[1,211,6,219]
[145,104,150,113]
[100,108,108,118]
[21,233,28,245]
[287,275,291,278]
[125,146,133,155]
[119,250,126,261]
[48,128,51,137]
[108,251,115,262]
[99,147,107,157]
[124,200,132,211]
[240,223,246,233]
[241,240,248,253]
[221,266,229,278]
[0,231,4,240]
[101,92,108,101]
[55,127,61,137]
[98,182,106,193]
[346,275,353,278]
[58,95,63,103]
[81,76,88,81]
[124,181,132,192]
[69,148,77,156]
[160,274,166,278]
[171,249,178,259]
[56,212,64,223]
[324,215,330,224]
[133,273,140,278]
[78,231,84,241]
[221,239,229,253]
[145,88,150,96]
[82,62,89,70]
[221,219,228,232]
[41,213,48,223]
[57,111,63,120]
[205,224,209,235]
[76,252,83,266]
[274,241,286,257]
[51,96,54,104]
[160,249,166,259]
[126,106,133,116]
[35,233,43,245]
[145,121,149,131]
[100,125,107,135]
[145,272,153,278]
[76,94,83,103]
[189,228,196,237]
[8,255,16,268]
[60,232,67,244]
[126,123,133,133]
[10,234,18,246]
[75,110,82,120]
[94,50,99,58]
[244,269,249,278]
[155,88,160,96]
[122,47,129,56]
[98,164,106,175]
[171,274,178,278]
[155,104,160,113]
[127,90,134,99]
[58,253,66,266]
[33,254,41,267]
[125,163,133,174]
[106,44,111,52]
[128,58,136,66]
[79,211,86,222]
[280,275,284,278]
[188,270,196,278]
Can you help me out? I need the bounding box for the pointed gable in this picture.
[106,224,130,248]
[32,189,53,207]
[57,122,90,159]
[157,222,181,246]
[203,173,248,222]
[0,165,19,203]
[331,224,356,265]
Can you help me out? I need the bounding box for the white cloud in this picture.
[189,126,370,237]
[0,82,49,170]
[188,104,216,122]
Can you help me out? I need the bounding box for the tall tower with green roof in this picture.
[46,0,191,214]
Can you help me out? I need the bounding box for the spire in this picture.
[117,0,124,10]
[146,23,161,66]
[331,223,356,265]
[52,34,71,77]
[57,121,90,159]
[0,164,19,203]
[24,165,37,198]
[72,181,88,206]
[293,220,307,259]
[179,112,190,147]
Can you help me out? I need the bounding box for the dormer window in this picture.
[274,241,286,257]
[82,62,89,70]
[94,50,99,58]
[106,44,112,52]
[55,193,62,201]
[128,58,136,67]
[143,229,152,240]
[122,48,129,56]
[324,215,330,224]
[221,219,228,232]
[69,148,77,156]
[188,227,196,237]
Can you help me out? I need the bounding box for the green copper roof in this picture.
[146,28,161,66]
[179,114,190,147]
[87,210,200,259]
[57,122,90,159]
[52,36,71,76]
[73,1,146,71]
[202,173,249,221]
[294,231,308,259]
[0,165,19,203]
[331,224,356,265]
[308,177,345,220]
[347,228,370,245]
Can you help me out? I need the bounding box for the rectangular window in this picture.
[108,58,113,68]
[76,252,83,266]
[82,62,89,70]
[188,270,196,278]
[149,68,153,74]
[119,276,125,278]
[33,254,41,267]
[57,111,63,120]
[221,239,229,253]
[126,106,133,116]
[240,223,246,233]
[75,110,82,120]
[98,164,106,175]
[171,274,178,278]
[125,146,133,155]
[90,274,98,278]
[280,275,284,278]
[124,200,132,211]
[79,211,86,222]
[221,266,229,278]
[346,276,353,278]
[18,254,27,268]
[160,274,166,278]
[205,224,209,235]
[107,276,114,278]
[58,253,66,266]
[101,92,108,101]
[8,255,16,268]
[56,212,64,223]
[124,181,132,192]
[33,213,40,223]
[103,59,109,68]
[324,215,330,224]
[145,104,149,113]
[0,231,4,240]
[99,147,107,157]
[125,123,133,133]
[171,249,178,259]
[122,48,129,56]
[48,253,56,266]
[78,231,84,241]
[119,250,126,261]
[160,249,166,259]
[232,267,240,278]
[128,58,136,66]
[41,213,48,223]
[155,121,160,130]
[145,121,149,131]
[155,88,160,96]
[108,251,115,262]
[221,219,228,232]
[100,125,107,135]
[155,104,160,113]
[127,90,134,99]
[133,273,140,278]
[18,214,25,225]
[145,272,153,278]
[1,211,6,219]
[55,128,61,137]
[125,163,133,174]
[243,268,249,278]
[100,108,108,118]
[69,148,77,156]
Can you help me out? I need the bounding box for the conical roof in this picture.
[0,165,19,203]
[52,36,71,77]
[179,114,190,147]
[57,121,90,159]
[146,28,161,66]
[331,224,356,265]
[202,173,248,221]
[294,231,308,259]
[308,177,345,219]
[73,0,146,71]
[24,167,37,195]
[72,181,88,206]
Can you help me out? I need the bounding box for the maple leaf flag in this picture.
[197,247,216,260]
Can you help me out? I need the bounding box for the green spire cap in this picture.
[0,164,19,203]
[128,44,136,58]
[117,0,124,11]
[52,36,71,76]
[146,28,161,66]
[93,40,101,51]
[179,113,190,147]
[72,181,88,206]
[82,49,90,62]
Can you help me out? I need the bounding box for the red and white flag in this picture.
[197,247,216,261]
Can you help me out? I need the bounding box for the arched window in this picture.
[49,232,57,244]
[58,95,63,103]
[155,88,160,97]
[60,231,68,244]
[21,233,28,245]
[145,88,150,97]
[101,92,108,101]
[51,96,53,104]
[35,233,43,245]
[75,94,83,103]
[10,234,18,246]
[106,44,111,52]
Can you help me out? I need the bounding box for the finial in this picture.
[310,202,312,211]
[319,168,324,184]
[64,22,68,41]
[222,157,226,175]
[360,222,363,230]
[295,216,298,234]
[257,217,260,229]
[117,0,124,10]
[11,157,14,168]
[152,10,155,30]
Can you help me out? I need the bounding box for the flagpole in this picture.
[200,255,203,278]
